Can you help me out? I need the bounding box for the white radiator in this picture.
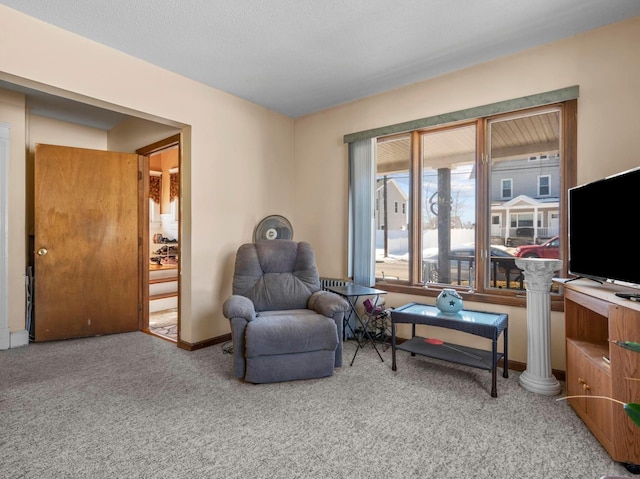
[319,277,352,290]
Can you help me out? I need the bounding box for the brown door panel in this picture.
[34,144,140,341]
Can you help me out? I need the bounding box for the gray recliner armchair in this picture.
[222,240,349,383]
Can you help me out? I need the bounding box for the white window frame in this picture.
[501,178,513,199]
[538,174,551,196]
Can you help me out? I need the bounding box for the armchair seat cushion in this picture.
[245,310,338,357]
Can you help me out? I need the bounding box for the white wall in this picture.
[293,16,640,369]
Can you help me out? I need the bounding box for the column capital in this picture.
[514,258,562,292]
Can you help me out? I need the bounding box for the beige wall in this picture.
[0,5,295,344]
[293,16,640,369]
[28,115,108,150]
[0,89,27,337]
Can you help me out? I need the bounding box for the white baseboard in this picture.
[9,329,29,348]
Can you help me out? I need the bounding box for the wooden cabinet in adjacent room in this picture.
[562,279,640,466]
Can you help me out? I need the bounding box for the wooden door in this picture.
[33,144,141,341]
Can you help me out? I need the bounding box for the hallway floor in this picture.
[149,308,177,341]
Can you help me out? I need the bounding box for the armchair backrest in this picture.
[232,240,321,311]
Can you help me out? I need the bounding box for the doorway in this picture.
[137,135,181,343]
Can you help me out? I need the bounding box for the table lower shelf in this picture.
[396,336,501,371]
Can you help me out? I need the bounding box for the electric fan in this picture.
[253,215,293,242]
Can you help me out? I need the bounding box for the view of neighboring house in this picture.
[490,154,560,246]
[375,177,408,231]
[374,154,560,248]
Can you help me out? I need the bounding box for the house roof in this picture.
[376,178,408,201]
[1,0,639,122]
[496,194,559,209]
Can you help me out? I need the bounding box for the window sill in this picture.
[375,282,565,312]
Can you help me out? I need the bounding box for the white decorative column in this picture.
[515,258,563,395]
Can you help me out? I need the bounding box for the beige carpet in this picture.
[0,332,634,478]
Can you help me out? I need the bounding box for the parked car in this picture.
[423,245,521,287]
[514,236,559,259]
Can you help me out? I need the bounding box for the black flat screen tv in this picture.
[568,166,640,286]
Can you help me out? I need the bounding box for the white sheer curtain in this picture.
[348,138,376,286]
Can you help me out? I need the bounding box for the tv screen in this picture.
[568,167,640,286]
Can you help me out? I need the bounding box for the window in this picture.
[149,198,161,223]
[538,175,550,196]
[501,179,513,199]
[375,134,411,281]
[420,124,476,287]
[367,99,575,302]
[170,197,179,222]
[510,213,533,228]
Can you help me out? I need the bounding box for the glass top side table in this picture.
[391,302,508,397]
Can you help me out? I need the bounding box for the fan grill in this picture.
[253,215,293,242]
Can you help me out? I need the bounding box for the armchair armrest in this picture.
[308,290,349,317]
[309,291,348,369]
[223,295,257,379]
[223,295,257,321]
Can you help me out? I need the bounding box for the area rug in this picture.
[149,308,177,340]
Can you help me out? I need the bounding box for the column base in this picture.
[519,370,562,395]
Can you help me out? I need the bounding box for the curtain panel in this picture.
[348,139,376,286]
[169,173,179,201]
[149,175,161,204]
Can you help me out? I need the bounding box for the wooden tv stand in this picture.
[559,279,640,465]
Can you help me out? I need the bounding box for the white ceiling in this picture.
[2,0,640,126]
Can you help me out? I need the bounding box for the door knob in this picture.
[37,247,48,256]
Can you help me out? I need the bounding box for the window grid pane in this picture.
[488,109,561,290]
[375,135,411,282]
[421,124,476,288]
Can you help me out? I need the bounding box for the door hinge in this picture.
[138,303,142,311]
[138,171,143,180]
